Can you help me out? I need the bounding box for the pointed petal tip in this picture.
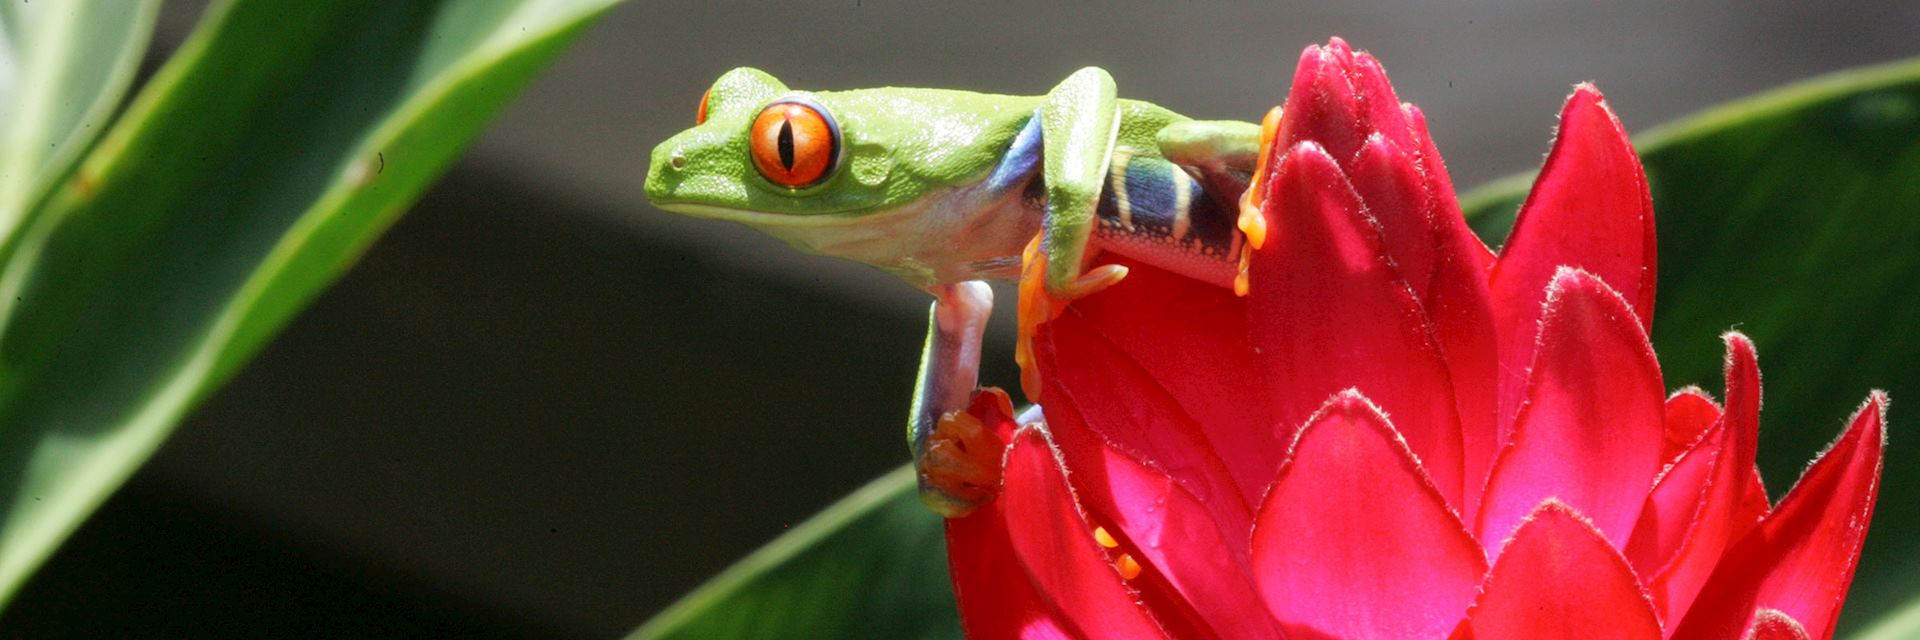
[1325,36,1354,59]
[1479,265,1662,549]
[1514,498,1589,534]
[1745,610,1812,640]
[1850,389,1889,448]
[1465,497,1662,640]
[1262,140,1349,205]
[1564,83,1621,120]
[1865,388,1891,416]
[1332,386,1377,410]
[996,422,1174,640]
[1281,388,1386,458]
[1669,385,1720,405]
[1254,386,1485,640]
[1284,139,1338,166]
[1722,329,1758,355]
[1669,386,1886,639]
[1546,264,1599,290]
[1540,266,1651,334]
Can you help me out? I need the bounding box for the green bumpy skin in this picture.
[647,67,1043,220]
[644,67,1244,291]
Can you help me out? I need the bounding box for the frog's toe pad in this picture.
[915,388,1016,517]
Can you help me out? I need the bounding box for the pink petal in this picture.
[1649,334,1768,624]
[1403,104,1495,274]
[1252,390,1486,640]
[1274,39,1368,165]
[1626,420,1725,578]
[1403,103,1502,517]
[946,492,1079,640]
[1670,392,1887,640]
[1458,501,1662,640]
[1034,320,1255,544]
[1663,387,1724,466]
[996,426,1171,639]
[1349,135,1439,300]
[1489,84,1656,438]
[1075,434,1282,638]
[1349,130,1501,519]
[1624,388,1728,576]
[1346,47,1420,154]
[1048,257,1276,507]
[1247,141,1468,508]
[947,395,1068,639]
[1745,610,1812,640]
[1272,39,1417,181]
[1040,404,1281,640]
[1477,268,1665,553]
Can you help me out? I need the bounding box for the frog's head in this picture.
[645,68,1031,224]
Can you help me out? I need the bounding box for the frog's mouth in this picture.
[651,200,886,227]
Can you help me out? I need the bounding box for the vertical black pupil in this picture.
[777,119,795,170]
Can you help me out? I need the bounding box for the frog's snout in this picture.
[643,140,684,204]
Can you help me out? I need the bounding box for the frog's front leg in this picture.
[1006,69,1133,402]
[1037,67,1131,299]
[909,281,1008,517]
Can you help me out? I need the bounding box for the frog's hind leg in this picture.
[910,281,1012,517]
[1155,118,1262,205]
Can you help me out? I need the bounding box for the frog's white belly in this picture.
[693,182,1039,290]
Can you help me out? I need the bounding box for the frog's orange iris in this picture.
[750,100,838,188]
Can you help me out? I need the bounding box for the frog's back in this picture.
[816,87,1191,177]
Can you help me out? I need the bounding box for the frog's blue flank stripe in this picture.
[985,112,1045,195]
[983,112,1239,276]
[1094,152,1236,260]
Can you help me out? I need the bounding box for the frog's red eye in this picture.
[696,87,712,125]
[750,98,839,188]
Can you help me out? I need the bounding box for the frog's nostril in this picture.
[669,149,688,170]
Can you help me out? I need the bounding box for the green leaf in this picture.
[1854,592,1920,640]
[1460,59,1920,632]
[0,0,619,605]
[631,466,961,640]
[0,0,159,241]
[639,58,1920,637]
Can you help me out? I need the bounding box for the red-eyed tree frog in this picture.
[645,67,1277,516]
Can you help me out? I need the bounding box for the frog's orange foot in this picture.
[1234,105,1284,297]
[1013,236,1129,403]
[915,388,1016,517]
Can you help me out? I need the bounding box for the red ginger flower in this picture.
[945,38,1887,640]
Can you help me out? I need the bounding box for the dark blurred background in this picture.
[2,1,1917,638]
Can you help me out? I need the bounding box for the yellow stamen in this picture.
[1116,553,1142,580]
[1093,526,1120,549]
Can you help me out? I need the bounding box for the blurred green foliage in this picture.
[637,58,1920,638]
[633,467,961,640]
[0,0,618,607]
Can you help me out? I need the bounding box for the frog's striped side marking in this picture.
[1110,150,1136,231]
[1091,154,1239,287]
[1168,166,1193,240]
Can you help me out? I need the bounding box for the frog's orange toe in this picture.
[915,388,1016,517]
[1232,106,1283,297]
[1014,235,1132,402]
